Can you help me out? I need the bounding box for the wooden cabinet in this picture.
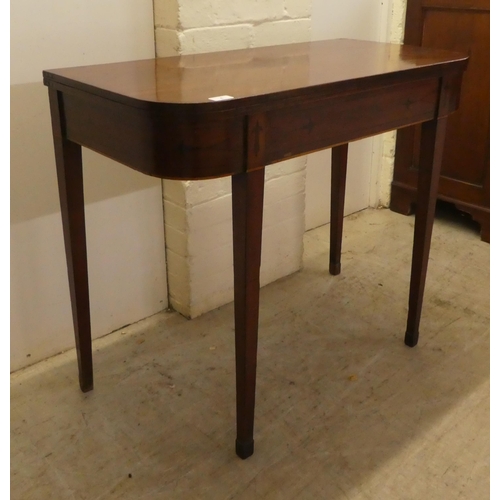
[391,0,490,242]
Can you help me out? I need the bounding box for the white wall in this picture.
[11,0,168,370]
[307,0,405,229]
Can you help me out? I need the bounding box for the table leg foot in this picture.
[404,330,419,347]
[235,439,254,459]
[329,262,341,276]
[80,380,94,393]
[405,117,447,345]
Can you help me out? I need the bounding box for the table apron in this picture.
[60,89,246,180]
[57,77,444,179]
[247,78,441,169]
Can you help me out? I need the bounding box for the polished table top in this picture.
[43,39,467,107]
[44,39,468,459]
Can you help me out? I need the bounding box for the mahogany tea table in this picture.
[43,39,468,459]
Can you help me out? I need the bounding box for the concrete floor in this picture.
[11,208,489,500]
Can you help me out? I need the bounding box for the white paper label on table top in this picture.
[208,95,235,101]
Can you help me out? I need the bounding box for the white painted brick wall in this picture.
[179,0,284,29]
[285,0,312,19]
[156,0,313,318]
[378,0,407,207]
[155,28,180,57]
[163,162,306,318]
[153,0,178,29]
[253,19,311,46]
[180,24,254,54]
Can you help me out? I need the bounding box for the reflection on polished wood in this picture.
[45,39,464,105]
[44,39,468,459]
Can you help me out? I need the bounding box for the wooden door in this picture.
[391,0,490,241]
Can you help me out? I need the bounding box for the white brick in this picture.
[185,177,231,207]
[382,131,396,159]
[190,275,234,318]
[390,0,407,44]
[378,156,395,208]
[164,199,187,231]
[265,157,306,181]
[165,224,189,259]
[191,240,233,276]
[178,1,214,30]
[376,131,397,207]
[264,191,305,228]
[375,0,406,208]
[155,28,180,57]
[179,0,284,29]
[165,249,191,316]
[252,18,311,48]
[261,216,304,286]
[188,217,232,258]
[179,24,253,55]
[164,198,189,259]
[264,170,306,205]
[212,0,284,26]
[188,193,232,231]
[162,179,187,206]
[285,0,312,19]
[154,0,179,29]
[191,245,233,285]
[189,238,234,318]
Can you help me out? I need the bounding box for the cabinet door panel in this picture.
[391,0,489,241]
[422,8,489,187]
